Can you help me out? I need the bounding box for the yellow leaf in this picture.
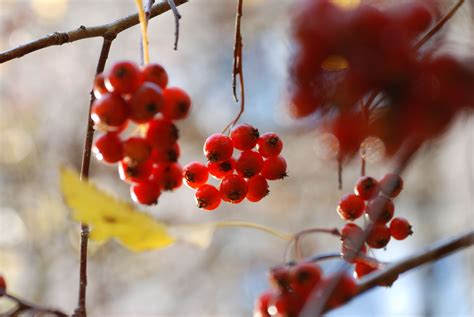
[321,55,349,71]
[330,0,360,9]
[60,168,175,252]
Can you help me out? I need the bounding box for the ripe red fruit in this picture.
[337,194,365,221]
[183,162,209,189]
[129,82,163,123]
[150,143,180,164]
[235,150,264,178]
[261,156,287,180]
[0,275,6,294]
[106,61,142,94]
[353,261,377,279]
[162,87,191,120]
[151,163,183,191]
[367,224,391,249]
[195,184,221,210]
[354,176,380,200]
[290,263,322,297]
[122,137,152,164]
[142,63,168,89]
[269,266,292,293]
[91,93,129,130]
[118,159,153,184]
[208,159,235,179]
[254,291,274,317]
[257,132,283,158]
[379,173,404,198]
[230,124,260,151]
[203,133,233,163]
[93,133,123,163]
[219,174,248,203]
[246,175,269,202]
[269,293,303,317]
[322,273,357,309]
[390,217,413,240]
[93,73,108,99]
[366,196,395,223]
[146,118,179,150]
[341,223,364,244]
[130,180,161,205]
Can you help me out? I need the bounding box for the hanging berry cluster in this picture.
[91,60,191,205]
[183,124,287,211]
[254,264,356,316]
[290,0,474,158]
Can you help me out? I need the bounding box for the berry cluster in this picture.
[91,61,191,205]
[183,124,287,211]
[254,264,356,317]
[290,0,474,158]
[338,173,412,284]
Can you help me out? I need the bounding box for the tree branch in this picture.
[1,292,67,316]
[0,0,188,64]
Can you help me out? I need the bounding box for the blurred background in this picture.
[0,0,473,316]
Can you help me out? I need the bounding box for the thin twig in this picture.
[0,0,188,64]
[167,0,182,50]
[1,293,67,316]
[292,228,341,260]
[73,38,114,317]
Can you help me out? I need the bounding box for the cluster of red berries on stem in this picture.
[254,263,356,317]
[339,173,412,282]
[183,124,287,211]
[91,60,191,205]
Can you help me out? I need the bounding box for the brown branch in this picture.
[1,292,67,316]
[167,0,182,50]
[0,0,188,64]
[356,229,474,295]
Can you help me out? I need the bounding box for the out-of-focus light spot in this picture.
[321,55,349,71]
[0,207,27,247]
[8,29,32,48]
[360,136,385,163]
[0,127,33,164]
[331,0,360,9]
[31,0,68,21]
[314,132,340,160]
[25,196,67,239]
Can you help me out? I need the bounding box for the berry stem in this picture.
[135,0,150,65]
[166,0,182,50]
[290,228,341,260]
[1,292,67,316]
[213,221,292,241]
[75,37,113,317]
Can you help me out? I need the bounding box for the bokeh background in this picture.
[0,0,473,316]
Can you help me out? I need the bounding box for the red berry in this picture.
[337,194,365,221]
[93,133,123,163]
[254,291,274,317]
[203,133,234,163]
[142,63,168,89]
[366,196,395,223]
[246,175,269,202]
[269,293,303,317]
[129,82,163,123]
[261,156,287,180]
[0,275,6,293]
[146,118,179,150]
[150,143,180,164]
[93,73,108,99]
[269,266,292,293]
[290,263,322,297]
[367,224,391,249]
[390,217,413,240]
[122,137,152,164]
[207,159,235,179]
[379,173,404,198]
[130,180,161,205]
[341,223,364,244]
[353,261,377,279]
[220,174,248,203]
[195,184,221,210]
[162,87,191,120]
[230,124,260,151]
[151,163,183,191]
[183,162,209,189]
[118,159,153,184]
[235,150,264,178]
[106,61,142,94]
[91,93,129,130]
[257,132,283,158]
[323,274,357,309]
[354,176,380,200]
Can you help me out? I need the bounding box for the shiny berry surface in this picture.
[230,124,260,151]
[257,132,283,158]
[195,184,221,210]
[367,224,391,249]
[146,118,179,150]
[390,217,413,240]
[246,175,269,202]
[207,159,235,179]
[235,150,264,178]
[337,194,365,221]
[130,181,161,205]
[183,162,209,189]
[122,137,152,164]
[366,196,395,223]
[91,93,129,129]
[162,87,191,120]
[219,174,248,203]
[142,63,168,89]
[106,61,142,94]
[129,82,163,123]
[93,133,123,164]
[354,176,380,200]
[203,133,233,163]
[261,156,287,180]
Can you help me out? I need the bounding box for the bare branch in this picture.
[167,0,182,50]
[1,292,67,316]
[0,0,188,64]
